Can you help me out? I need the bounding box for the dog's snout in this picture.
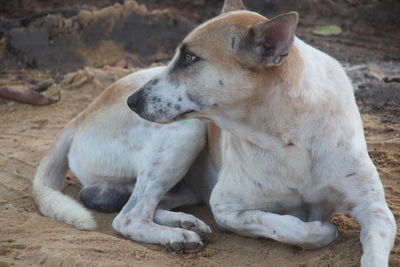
[127,90,144,112]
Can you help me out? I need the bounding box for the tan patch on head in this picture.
[243,43,304,107]
[184,11,304,101]
[183,11,267,66]
[260,44,304,87]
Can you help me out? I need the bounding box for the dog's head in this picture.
[127,0,298,123]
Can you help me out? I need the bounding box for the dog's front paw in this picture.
[164,228,204,253]
[302,221,338,249]
[154,210,212,243]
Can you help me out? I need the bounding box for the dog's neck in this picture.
[208,40,310,150]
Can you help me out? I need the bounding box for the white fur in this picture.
[33,185,97,230]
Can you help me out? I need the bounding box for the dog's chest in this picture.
[218,135,324,209]
[215,133,346,220]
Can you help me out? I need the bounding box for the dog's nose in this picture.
[127,90,143,111]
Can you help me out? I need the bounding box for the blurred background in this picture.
[1,0,399,108]
[1,0,399,70]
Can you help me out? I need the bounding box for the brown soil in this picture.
[0,1,399,266]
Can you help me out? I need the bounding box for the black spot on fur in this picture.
[219,80,224,86]
[231,37,236,49]
[174,104,181,111]
[150,78,159,86]
[186,92,204,109]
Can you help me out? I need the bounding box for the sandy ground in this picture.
[0,63,399,267]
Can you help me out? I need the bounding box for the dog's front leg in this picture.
[210,177,338,249]
[346,172,396,267]
[354,204,396,267]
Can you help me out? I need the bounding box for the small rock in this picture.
[381,117,392,123]
[383,77,400,83]
[364,65,386,80]
[13,254,24,260]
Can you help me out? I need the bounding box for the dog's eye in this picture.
[178,50,200,67]
[184,53,196,63]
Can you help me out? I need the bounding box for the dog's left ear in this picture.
[237,12,299,67]
[222,0,246,13]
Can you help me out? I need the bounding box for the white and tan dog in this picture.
[33,0,396,265]
[126,0,396,266]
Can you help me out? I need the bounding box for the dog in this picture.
[126,0,396,266]
[33,0,396,265]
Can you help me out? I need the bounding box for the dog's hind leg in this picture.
[112,168,208,252]
[69,154,135,213]
[112,122,210,252]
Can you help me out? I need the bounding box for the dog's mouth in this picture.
[173,109,196,121]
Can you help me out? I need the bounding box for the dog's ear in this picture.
[237,12,298,67]
[221,0,246,13]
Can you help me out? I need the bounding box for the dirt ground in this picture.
[0,1,399,266]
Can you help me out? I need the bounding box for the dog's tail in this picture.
[32,123,96,230]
